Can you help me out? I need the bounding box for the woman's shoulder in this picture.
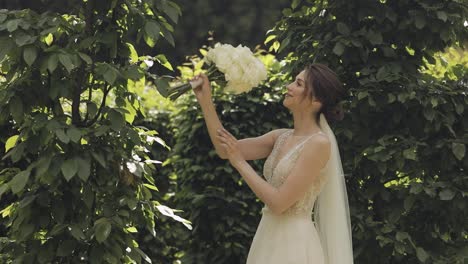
[255,128,290,148]
[303,130,330,148]
[300,132,331,168]
[271,128,292,134]
[268,128,292,142]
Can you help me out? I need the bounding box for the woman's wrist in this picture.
[232,159,247,170]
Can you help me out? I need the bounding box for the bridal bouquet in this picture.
[164,43,267,100]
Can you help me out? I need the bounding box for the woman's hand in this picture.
[217,128,245,167]
[191,73,212,104]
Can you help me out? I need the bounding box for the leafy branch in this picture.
[85,85,112,127]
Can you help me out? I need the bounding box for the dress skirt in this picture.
[246,208,325,264]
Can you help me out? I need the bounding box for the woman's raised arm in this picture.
[193,74,284,160]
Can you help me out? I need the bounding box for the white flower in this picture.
[204,43,267,94]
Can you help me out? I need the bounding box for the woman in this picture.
[191,63,353,264]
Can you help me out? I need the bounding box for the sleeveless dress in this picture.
[246,129,330,264]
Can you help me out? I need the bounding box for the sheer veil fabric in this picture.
[314,113,354,264]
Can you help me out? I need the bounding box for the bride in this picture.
[191,63,353,264]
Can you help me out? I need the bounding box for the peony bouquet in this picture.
[164,43,267,100]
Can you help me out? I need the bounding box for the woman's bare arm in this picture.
[237,129,288,160]
[194,74,285,160]
[217,129,331,215]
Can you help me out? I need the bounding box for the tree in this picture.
[0,1,189,263]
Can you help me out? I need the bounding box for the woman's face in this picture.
[283,70,311,109]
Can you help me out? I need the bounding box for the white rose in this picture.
[204,43,268,94]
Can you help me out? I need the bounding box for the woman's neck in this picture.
[291,111,321,136]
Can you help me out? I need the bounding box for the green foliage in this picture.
[0,1,190,263]
[129,90,187,263]
[266,0,468,263]
[422,46,468,80]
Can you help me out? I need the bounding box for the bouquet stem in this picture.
[166,78,204,101]
[166,65,220,101]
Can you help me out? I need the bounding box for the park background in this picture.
[0,0,466,263]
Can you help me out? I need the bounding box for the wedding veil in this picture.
[314,113,354,264]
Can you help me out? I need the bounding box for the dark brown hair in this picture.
[302,63,346,123]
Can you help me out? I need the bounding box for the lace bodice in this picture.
[262,129,330,215]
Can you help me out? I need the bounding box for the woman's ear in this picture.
[313,98,322,109]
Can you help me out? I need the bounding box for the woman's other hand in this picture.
[217,128,245,167]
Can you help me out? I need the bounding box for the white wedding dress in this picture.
[246,129,330,264]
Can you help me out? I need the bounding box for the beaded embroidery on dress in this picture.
[263,129,330,215]
[246,129,330,264]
